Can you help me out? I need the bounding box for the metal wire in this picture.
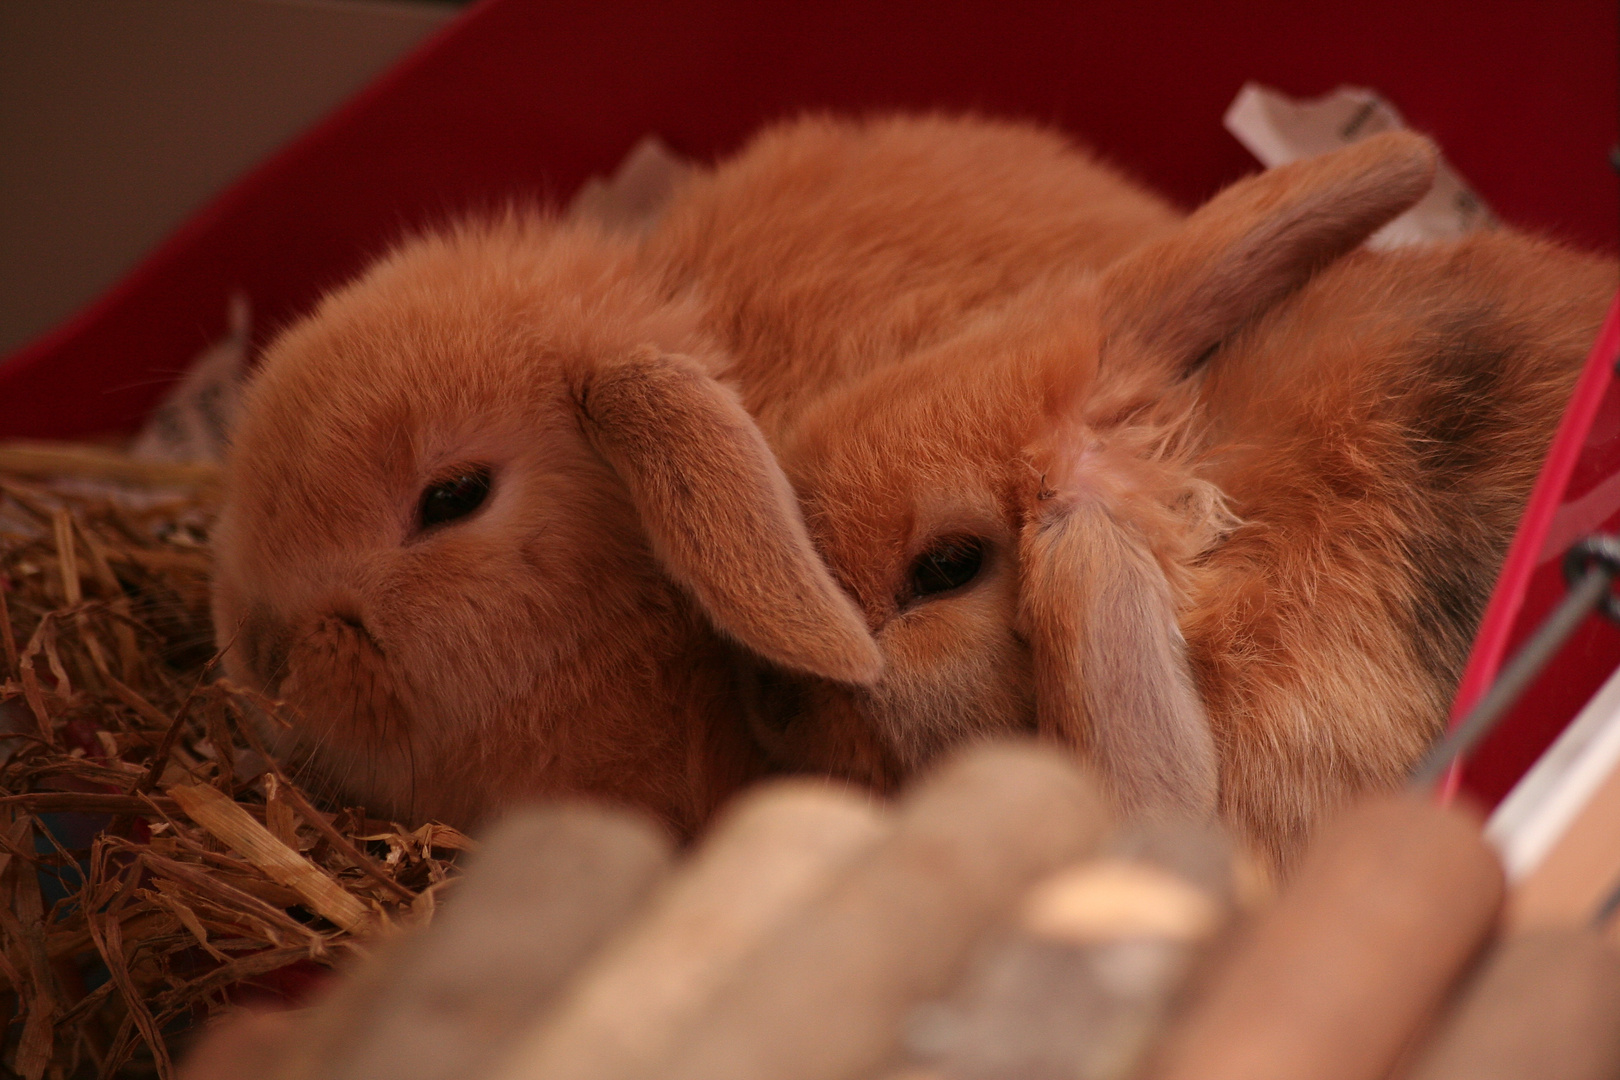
[1409,534,1620,789]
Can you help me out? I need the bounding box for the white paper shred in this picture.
[1224,82,1497,250]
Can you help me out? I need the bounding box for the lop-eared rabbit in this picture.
[749,132,1616,864]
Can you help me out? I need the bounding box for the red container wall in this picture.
[0,0,1614,439]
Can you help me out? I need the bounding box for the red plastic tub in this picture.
[2,0,1615,799]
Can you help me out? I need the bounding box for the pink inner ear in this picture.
[1028,421,1140,513]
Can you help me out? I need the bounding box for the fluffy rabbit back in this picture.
[645,113,1182,436]
[1187,228,1618,857]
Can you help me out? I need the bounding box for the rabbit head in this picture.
[747,132,1439,817]
[212,215,880,834]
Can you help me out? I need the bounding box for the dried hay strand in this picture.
[0,443,472,1079]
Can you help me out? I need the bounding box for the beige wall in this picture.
[0,0,456,355]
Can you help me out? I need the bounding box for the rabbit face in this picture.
[213,222,723,829]
[213,217,877,833]
[754,493,1038,788]
[747,132,1445,822]
[743,340,1060,788]
[753,341,1219,811]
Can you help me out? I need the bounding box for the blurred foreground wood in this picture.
[177,765,1620,1080]
[1407,929,1620,1080]
[1139,793,1502,1080]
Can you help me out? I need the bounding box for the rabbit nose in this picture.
[315,594,381,656]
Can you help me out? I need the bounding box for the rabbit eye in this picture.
[908,536,986,600]
[419,467,492,530]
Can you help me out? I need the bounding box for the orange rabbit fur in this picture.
[754,132,1617,863]
[1187,232,1614,858]
[645,115,1181,439]
[211,113,1179,835]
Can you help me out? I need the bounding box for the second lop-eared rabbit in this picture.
[751,131,1617,863]
[211,114,1180,834]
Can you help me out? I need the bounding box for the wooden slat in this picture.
[166,782,372,933]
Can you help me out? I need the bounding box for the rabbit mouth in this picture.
[260,614,429,821]
[280,615,406,747]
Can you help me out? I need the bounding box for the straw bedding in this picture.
[0,442,471,1079]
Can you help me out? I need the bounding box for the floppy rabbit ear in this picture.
[1098,130,1438,385]
[1017,498,1217,816]
[576,349,882,685]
